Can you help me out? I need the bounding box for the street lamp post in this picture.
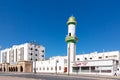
[34,60,36,74]
[56,60,59,75]
[34,44,37,74]
[33,42,39,74]
[4,55,6,72]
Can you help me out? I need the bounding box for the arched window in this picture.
[47,67,49,70]
[39,68,41,70]
[77,58,80,61]
[9,67,10,72]
[4,67,5,72]
[20,66,23,72]
[51,67,53,70]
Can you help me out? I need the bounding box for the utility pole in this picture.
[33,41,37,74]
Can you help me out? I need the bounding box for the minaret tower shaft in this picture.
[65,16,78,62]
[65,16,78,74]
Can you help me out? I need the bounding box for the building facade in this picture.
[34,56,67,73]
[35,51,120,75]
[73,51,120,75]
[0,43,45,72]
[33,16,120,75]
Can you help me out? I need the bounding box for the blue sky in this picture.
[0,0,120,58]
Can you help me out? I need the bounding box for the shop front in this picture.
[72,59,118,75]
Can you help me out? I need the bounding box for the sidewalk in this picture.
[1,72,120,79]
[35,72,120,79]
[0,76,43,80]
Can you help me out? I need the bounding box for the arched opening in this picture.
[4,67,5,72]
[16,67,18,72]
[11,67,13,72]
[20,66,23,72]
[12,67,14,72]
[10,67,11,72]
[0,68,1,72]
[1,68,2,72]
[9,67,10,72]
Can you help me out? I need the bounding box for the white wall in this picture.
[35,56,67,73]
[76,51,120,61]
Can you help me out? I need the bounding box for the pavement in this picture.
[35,72,120,79]
[1,72,120,80]
[0,76,42,80]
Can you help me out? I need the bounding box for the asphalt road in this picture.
[0,72,119,80]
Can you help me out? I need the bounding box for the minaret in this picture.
[65,16,78,74]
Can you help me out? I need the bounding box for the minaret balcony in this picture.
[65,36,78,43]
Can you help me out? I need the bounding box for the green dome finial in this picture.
[67,16,77,25]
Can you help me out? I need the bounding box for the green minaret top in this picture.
[67,16,77,25]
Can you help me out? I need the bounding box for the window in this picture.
[30,53,33,55]
[30,48,33,50]
[101,70,111,73]
[69,33,71,36]
[116,61,119,65]
[39,68,41,70]
[41,55,44,57]
[35,54,37,56]
[99,57,102,59]
[51,67,53,70]
[90,57,92,60]
[43,68,45,70]
[30,58,32,60]
[35,49,38,51]
[47,67,49,70]
[42,50,44,53]
[106,56,108,58]
[77,58,80,61]
[85,58,87,60]
[35,59,37,61]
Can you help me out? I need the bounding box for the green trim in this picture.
[67,22,76,25]
[65,36,78,43]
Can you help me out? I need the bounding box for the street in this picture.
[0,72,119,80]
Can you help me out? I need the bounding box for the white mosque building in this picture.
[35,51,120,75]
[34,16,120,75]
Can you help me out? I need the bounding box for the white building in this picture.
[73,51,120,75]
[35,51,120,75]
[0,43,45,64]
[34,56,67,73]
[34,16,120,75]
